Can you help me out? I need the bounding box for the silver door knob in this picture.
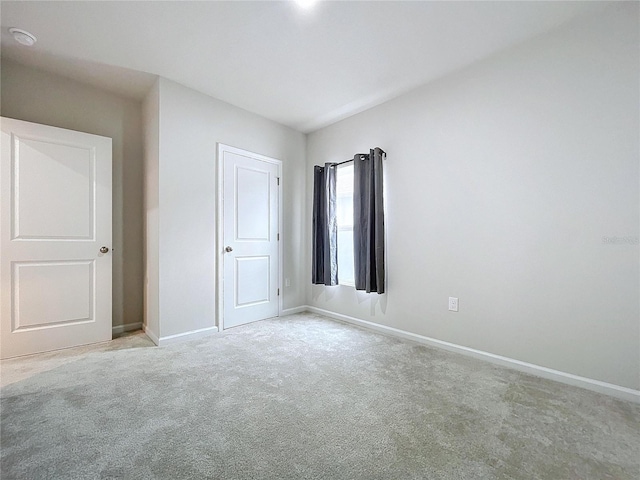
[100,246,109,254]
[225,246,233,253]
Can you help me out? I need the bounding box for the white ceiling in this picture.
[1,1,609,133]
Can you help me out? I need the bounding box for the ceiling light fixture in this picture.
[295,0,318,10]
[9,28,37,47]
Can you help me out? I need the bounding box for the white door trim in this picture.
[216,143,283,331]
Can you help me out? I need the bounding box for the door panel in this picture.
[236,256,270,306]
[236,167,270,240]
[1,117,112,359]
[13,260,94,330]
[13,136,94,239]
[221,146,280,329]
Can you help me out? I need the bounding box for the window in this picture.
[336,164,354,285]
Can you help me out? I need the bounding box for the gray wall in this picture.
[142,80,160,340]
[306,4,639,390]
[1,59,145,331]
[146,78,307,339]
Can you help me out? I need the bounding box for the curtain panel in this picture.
[354,147,385,294]
[312,163,338,286]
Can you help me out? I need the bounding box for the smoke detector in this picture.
[9,28,37,47]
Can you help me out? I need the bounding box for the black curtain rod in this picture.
[333,154,367,166]
[331,149,386,166]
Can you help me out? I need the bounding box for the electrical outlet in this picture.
[285,278,291,287]
[448,297,459,312]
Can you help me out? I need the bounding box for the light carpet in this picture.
[1,313,638,479]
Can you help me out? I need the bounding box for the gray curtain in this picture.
[312,163,338,285]
[354,148,385,293]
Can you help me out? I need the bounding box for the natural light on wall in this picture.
[336,164,355,286]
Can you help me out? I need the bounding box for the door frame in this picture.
[216,143,283,331]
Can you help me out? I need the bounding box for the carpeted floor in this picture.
[1,313,638,479]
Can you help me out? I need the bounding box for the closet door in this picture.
[219,144,281,330]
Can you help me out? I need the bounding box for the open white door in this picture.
[219,144,281,330]
[0,117,112,359]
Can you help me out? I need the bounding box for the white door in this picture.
[0,117,112,359]
[220,144,280,329]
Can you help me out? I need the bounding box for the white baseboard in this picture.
[305,306,640,404]
[142,325,160,346]
[281,306,308,316]
[142,324,218,346]
[112,322,142,336]
[158,326,218,346]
